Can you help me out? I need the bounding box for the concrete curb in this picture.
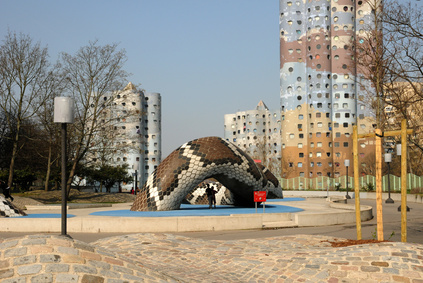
[0,198,373,233]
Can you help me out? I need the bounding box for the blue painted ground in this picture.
[90,198,305,217]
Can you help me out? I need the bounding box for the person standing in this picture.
[205,184,214,209]
[212,187,217,208]
[0,181,13,202]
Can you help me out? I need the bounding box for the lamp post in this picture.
[133,161,139,195]
[54,97,74,236]
[396,144,410,212]
[345,159,351,199]
[385,153,394,203]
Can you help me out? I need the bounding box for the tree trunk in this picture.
[44,143,52,191]
[7,125,20,188]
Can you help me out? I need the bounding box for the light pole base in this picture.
[385,198,394,204]
[398,205,410,212]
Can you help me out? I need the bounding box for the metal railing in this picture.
[279,174,423,191]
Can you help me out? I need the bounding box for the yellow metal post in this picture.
[375,128,384,241]
[401,119,407,242]
[353,126,361,240]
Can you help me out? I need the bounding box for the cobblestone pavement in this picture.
[1,233,423,282]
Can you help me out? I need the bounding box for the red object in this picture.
[254,191,266,202]
[254,159,262,163]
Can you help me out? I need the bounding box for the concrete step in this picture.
[25,205,67,210]
[262,220,298,229]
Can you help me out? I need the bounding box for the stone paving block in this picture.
[17,264,42,275]
[56,273,79,282]
[13,255,36,266]
[45,263,70,272]
[81,274,105,283]
[22,238,46,245]
[0,268,14,279]
[73,264,98,274]
[31,273,53,283]
[57,246,79,255]
[2,277,25,283]
[0,240,19,249]
[4,247,27,258]
[40,254,61,263]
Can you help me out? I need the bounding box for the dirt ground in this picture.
[14,189,136,205]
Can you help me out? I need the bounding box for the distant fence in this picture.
[279,174,423,191]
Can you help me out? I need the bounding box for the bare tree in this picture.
[354,0,388,129]
[0,31,53,187]
[355,0,423,174]
[381,0,423,173]
[59,40,129,194]
[33,68,64,191]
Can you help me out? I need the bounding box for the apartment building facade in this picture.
[89,82,162,191]
[224,101,282,176]
[279,0,377,179]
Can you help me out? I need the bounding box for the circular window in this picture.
[297,105,302,110]
[342,64,347,69]
[332,7,336,11]
[333,74,338,79]
[334,16,338,22]
[289,67,294,72]
[297,77,302,81]
[343,6,348,11]
[334,26,339,31]
[315,54,320,59]
[297,95,302,100]
[332,45,337,50]
[334,55,339,59]
[316,44,321,49]
[317,64,321,69]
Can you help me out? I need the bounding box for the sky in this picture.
[0,0,281,157]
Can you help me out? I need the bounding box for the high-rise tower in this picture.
[280,0,376,181]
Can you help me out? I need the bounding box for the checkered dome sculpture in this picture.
[131,136,282,211]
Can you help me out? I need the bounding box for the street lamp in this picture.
[54,97,74,236]
[396,144,410,212]
[385,153,394,203]
[345,159,351,199]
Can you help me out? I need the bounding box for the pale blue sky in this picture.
[0,0,280,157]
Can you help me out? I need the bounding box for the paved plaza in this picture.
[1,194,423,282]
